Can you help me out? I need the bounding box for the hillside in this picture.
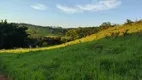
[0,33,142,80]
[1,21,142,53]
[1,0,142,80]
[0,21,142,80]
[17,23,68,38]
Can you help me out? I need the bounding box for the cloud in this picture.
[56,4,82,13]
[31,4,47,10]
[77,0,121,11]
[56,0,121,13]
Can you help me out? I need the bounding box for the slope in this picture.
[0,33,142,80]
[0,21,142,53]
[18,23,67,38]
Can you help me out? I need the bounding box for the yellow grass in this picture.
[0,22,142,53]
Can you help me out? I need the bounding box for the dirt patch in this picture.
[0,75,7,80]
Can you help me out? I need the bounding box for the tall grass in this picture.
[0,33,142,80]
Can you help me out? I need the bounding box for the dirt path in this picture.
[0,75,7,80]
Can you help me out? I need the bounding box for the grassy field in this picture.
[0,21,142,80]
[26,25,65,37]
[0,22,142,53]
[0,33,142,80]
[17,23,67,38]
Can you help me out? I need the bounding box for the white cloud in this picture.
[56,0,121,13]
[56,4,82,13]
[78,0,121,11]
[31,4,47,10]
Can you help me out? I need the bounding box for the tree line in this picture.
[65,22,117,40]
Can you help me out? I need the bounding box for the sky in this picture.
[0,0,142,28]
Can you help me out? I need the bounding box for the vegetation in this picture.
[0,20,116,49]
[65,27,100,40]
[0,20,142,53]
[0,22,72,49]
[18,23,67,38]
[28,36,72,47]
[100,22,116,29]
[125,19,133,24]
[0,20,29,49]
[0,33,142,80]
[0,19,142,80]
[65,22,115,40]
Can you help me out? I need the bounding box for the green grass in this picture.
[25,25,66,38]
[0,33,142,80]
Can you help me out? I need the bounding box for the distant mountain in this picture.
[17,23,68,38]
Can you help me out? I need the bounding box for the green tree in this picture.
[100,22,112,29]
[0,20,29,49]
[65,27,100,40]
[125,19,133,24]
[65,29,79,40]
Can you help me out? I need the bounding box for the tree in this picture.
[125,19,133,24]
[4,19,7,24]
[65,29,79,40]
[65,27,100,40]
[100,22,112,29]
[0,20,29,49]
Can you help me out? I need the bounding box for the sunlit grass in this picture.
[0,33,142,80]
[0,22,142,53]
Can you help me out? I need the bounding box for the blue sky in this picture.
[0,0,142,28]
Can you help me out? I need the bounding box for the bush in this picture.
[42,42,48,47]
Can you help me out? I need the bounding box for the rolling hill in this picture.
[1,21,142,53]
[0,21,142,80]
[0,32,142,80]
[17,23,68,38]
